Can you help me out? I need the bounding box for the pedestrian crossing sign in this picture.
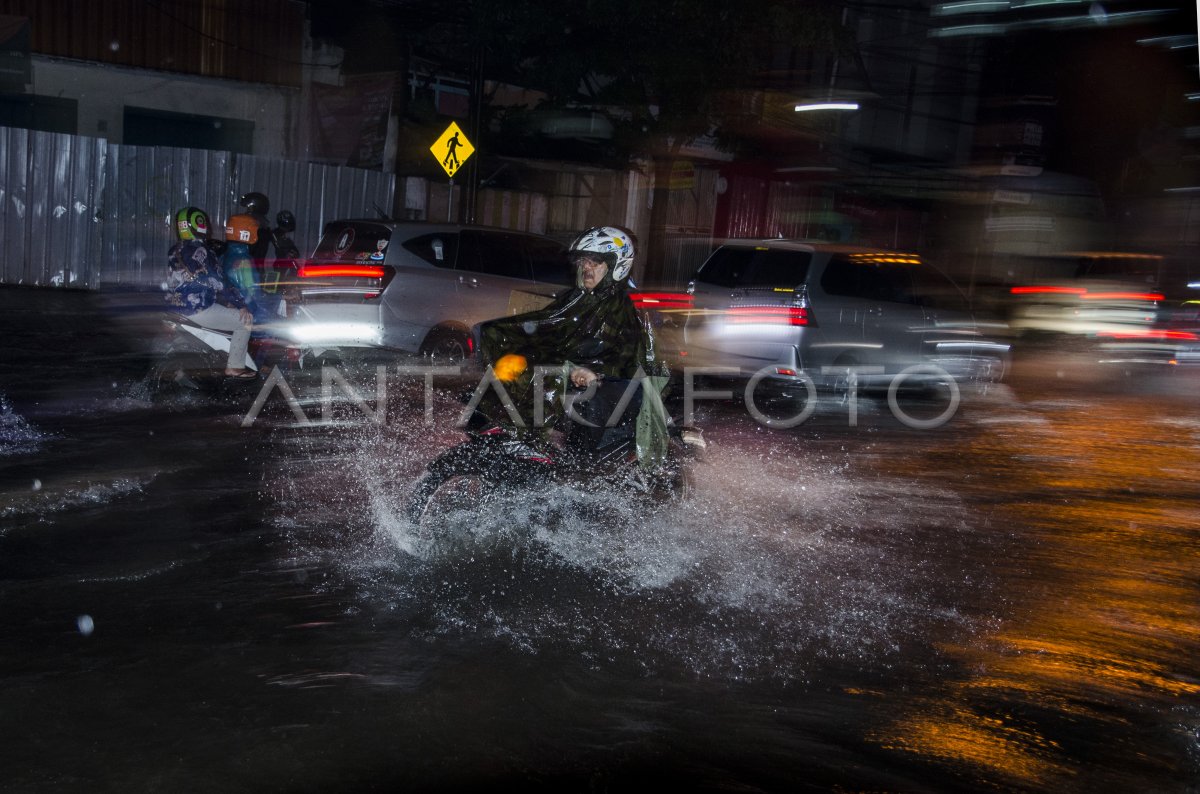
[430,122,474,178]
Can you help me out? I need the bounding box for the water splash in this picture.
[272,410,984,684]
[0,392,46,456]
[0,476,153,523]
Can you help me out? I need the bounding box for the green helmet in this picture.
[174,206,210,241]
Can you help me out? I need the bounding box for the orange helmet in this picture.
[224,214,258,245]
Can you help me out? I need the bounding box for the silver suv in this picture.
[287,221,570,358]
[682,240,1010,393]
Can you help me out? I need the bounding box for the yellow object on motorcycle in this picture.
[493,353,528,383]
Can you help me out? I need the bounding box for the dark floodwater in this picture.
[2,288,1198,792]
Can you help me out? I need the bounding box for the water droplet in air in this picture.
[77,615,95,636]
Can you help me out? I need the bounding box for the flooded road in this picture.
[1,288,1198,792]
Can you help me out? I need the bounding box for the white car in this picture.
[287,221,571,359]
[682,239,1011,394]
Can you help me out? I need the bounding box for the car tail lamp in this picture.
[1081,291,1164,302]
[1010,285,1087,296]
[630,292,694,310]
[297,264,386,279]
[296,263,389,299]
[727,306,809,326]
[1100,329,1199,341]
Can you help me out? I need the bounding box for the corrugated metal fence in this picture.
[0,126,395,289]
[1,126,718,291]
[0,129,107,288]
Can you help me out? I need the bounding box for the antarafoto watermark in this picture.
[240,363,963,430]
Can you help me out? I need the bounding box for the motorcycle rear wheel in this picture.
[406,470,498,539]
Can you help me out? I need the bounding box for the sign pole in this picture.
[429,122,475,223]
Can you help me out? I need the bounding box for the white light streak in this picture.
[794,102,860,112]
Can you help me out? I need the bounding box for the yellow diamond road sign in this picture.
[430,122,474,178]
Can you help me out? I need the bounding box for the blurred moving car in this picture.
[1006,252,1166,340]
[681,239,1011,395]
[1096,300,1200,369]
[285,221,571,359]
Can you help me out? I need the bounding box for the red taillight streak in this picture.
[631,292,694,310]
[1100,330,1199,341]
[298,265,385,279]
[1010,285,1162,302]
[1010,286,1087,295]
[1081,292,1164,302]
[728,306,808,326]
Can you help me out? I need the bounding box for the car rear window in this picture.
[694,247,812,288]
[312,223,393,262]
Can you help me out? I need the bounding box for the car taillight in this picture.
[297,264,386,279]
[1010,285,1088,296]
[1080,291,1164,302]
[630,291,694,310]
[1100,329,1199,341]
[727,306,809,326]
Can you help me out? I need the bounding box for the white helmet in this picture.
[569,226,636,282]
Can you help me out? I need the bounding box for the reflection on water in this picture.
[872,395,1200,788]
[4,292,1200,791]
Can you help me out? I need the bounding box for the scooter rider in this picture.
[265,210,302,302]
[221,213,271,324]
[272,210,301,262]
[479,226,670,460]
[237,191,273,262]
[165,206,256,379]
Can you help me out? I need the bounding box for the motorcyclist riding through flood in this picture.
[476,225,673,464]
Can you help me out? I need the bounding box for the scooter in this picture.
[406,387,705,527]
[147,312,262,394]
[147,309,340,396]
